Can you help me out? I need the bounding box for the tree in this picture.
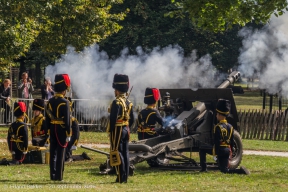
[0,1,41,69]
[99,0,253,72]
[0,1,126,71]
[0,0,127,86]
[36,0,127,53]
[172,0,288,32]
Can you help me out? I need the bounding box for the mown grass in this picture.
[1,124,288,191]
[234,90,263,110]
[0,143,287,192]
[1,128,287,152]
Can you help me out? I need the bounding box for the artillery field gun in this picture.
[81,71,243,174]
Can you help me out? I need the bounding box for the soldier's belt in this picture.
[220,142,229,147]
[137,127,156,133]
[50,120,65,124]
[115,120,128,126]
[10,139,23,143]
[34,131,45,136]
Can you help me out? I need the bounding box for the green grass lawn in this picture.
[1,128,288,151]
[0,129,288,191]
[0,147,287,192]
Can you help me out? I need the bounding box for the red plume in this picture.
[18,102,26,113]
[152,88,160,101]
[62,74,71,87]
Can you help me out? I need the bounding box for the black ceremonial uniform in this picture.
[137,106,163,140]
[7,102,28,164]
[199,99,249,174]
[109,94,134,183]
[65,116,80,161]
[46,74,71,181]
[137,87,163,140]
[214,119,234,173]
[109,74,134,183]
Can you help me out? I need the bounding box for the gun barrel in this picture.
[218,71,241,88]
[81,145,110,156]
[195,71,241,109]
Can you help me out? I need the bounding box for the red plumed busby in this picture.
[144,87,160,104]
[32,99,45,111]
[112,74,129,93]
[54,74,71,92]
[216,99,231,116]
[13,102,26,117]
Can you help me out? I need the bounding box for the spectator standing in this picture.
[18,72,34,115]
[41,77,54,100]
[0,79,11,124]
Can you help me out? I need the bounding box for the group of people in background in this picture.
[0,72,55,124]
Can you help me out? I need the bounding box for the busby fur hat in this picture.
[32,99,45,111]
[14,102,26,117]
[216,99,231,116]
[144,87,160,104]
[54,74,71,92]
[112,74,129,93]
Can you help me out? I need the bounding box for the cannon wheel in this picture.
[229,130,243,169]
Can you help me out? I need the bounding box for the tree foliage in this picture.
[99,0,258,72]
[171,0,288,32]
[0,1,40,65]
[0,0,126,71]
[37,0,126,53]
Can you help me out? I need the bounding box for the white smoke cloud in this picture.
[45,45,222,119]
[238,12,288,96]
[45,45,221,101]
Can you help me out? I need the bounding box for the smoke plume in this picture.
[238,12,288,96]
[45,45,221,110]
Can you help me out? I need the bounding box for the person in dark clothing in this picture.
[41,77,54,100]
[0,79,11,124]
[107,73,134,183]
[7,102,28,164]
[137,87,163,140]
[199,99,250,175]
[31,99,49,146]
[46,74,71,181]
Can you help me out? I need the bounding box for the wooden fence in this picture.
[238,110,288,141]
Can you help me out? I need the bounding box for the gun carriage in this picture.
[81,71,243,174]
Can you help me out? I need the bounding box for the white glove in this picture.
[66,137,71,142]
[44,143,50,148]
[23,151,27,155]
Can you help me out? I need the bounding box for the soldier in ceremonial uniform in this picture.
[137,87,163,140]
[46,74,71,181]
[107,74,134,183]
[199,99,249,174]
[31,99,49,146]
[7,102,28,164]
